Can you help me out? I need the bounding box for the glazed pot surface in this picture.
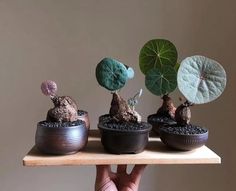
[98,116,152,154]
[159,125,208,151]
[78,110,90,129]
[35,120,88,155]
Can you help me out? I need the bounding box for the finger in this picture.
[130,164,147,184]
[117,164,127,174]
[96,165,111,180]
[95,165,112,191]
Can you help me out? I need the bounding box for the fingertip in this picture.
[130,164,147,182]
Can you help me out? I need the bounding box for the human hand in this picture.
[95,164,146,191]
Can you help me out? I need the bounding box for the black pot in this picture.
[159,124,209,151]
[35,119,88,155]
[98,115,152,154]
[148,114,176,135]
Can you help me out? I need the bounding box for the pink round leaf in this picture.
[41,80,58,96]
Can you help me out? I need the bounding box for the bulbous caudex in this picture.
[95,58,142,123]
[41,80,79,123]
[175,100,193,125]
[156,95,176,119]
[109,92,141,123]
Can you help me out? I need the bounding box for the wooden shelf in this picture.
[23,130,221,166]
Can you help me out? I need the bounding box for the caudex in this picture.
[96,57,142,123]
[41,80,79,123]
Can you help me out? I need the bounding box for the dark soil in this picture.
[101,119,150,131]
[148,114,176,124]
[38,119,84,128]
[78,110,87,116]
[160,124,207,135]
[99,114,112,123]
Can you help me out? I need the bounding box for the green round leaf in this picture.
[177,55,227,104]
[145,66,177,96]
[174,62,180,71]
[139,39,178,75]
[96,58,128,91]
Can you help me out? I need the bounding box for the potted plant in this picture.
[139,39,179,134]
[96,58,152,154]
[159,55,227,150]
[35,80,89,155]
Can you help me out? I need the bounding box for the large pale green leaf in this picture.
[96,58,128,91]
[139,39,178,75]
[145,66,177,96]
[177,55,227,104]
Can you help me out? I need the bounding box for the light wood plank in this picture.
[23,130,221,166]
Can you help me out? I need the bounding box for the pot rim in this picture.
[37,119,86,129]
[160,126,209,137]
[98,122,152,133]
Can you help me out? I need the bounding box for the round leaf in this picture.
[177,55,227,104]
[174,62,180,71]
[96,58,128,91]
[127,67,134,79]
[41,80,57,96]
[145,66,177,96]
[139,39,178,75]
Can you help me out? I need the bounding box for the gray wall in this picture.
[0,0,235,190]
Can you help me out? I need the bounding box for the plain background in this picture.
[0,0,235,191]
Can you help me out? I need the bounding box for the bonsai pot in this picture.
[78,110,90,129]
[35,119,88,155]
[159,124,208,151]
[148,114,176,135]
[98,115,152,154]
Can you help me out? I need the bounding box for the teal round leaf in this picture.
[127,67,134,79]
[177,55,227,104]
[96,58,128,91]
[145,66,177,96]
[139,39,178,75]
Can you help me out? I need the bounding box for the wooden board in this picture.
[23,130,221,166]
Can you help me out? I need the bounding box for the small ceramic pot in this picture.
[159,125,209,151]
[78,110,90,129]
[148,114,176,134]
[98,114,152,154]
[35,119,88,155]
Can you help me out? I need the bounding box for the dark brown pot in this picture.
[159,125,209,151]
[35,120,88,155]
[147,114,176,135]
[98,115,152,154]
[78,110,90,129]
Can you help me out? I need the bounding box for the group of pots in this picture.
[35,38,227,155]
[35,106,208,155]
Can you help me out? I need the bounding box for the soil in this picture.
[148,114,176,124]
[78,110,87,116]
[160,124,207,135]
[38,120,84,128]
[101,118,150,131]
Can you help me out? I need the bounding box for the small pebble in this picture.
[101,120,150,131]
[161,124,207,135]
[39,120,84,128]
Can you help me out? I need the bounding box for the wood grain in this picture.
[23,130,221,166]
